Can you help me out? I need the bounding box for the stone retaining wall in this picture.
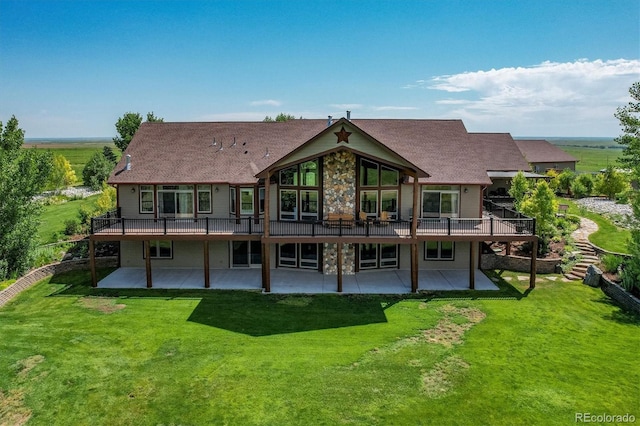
[481,253,560,274]
[599,275,640,316]
[0,257,117,308]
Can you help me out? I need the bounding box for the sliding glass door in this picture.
[158,185,194,218]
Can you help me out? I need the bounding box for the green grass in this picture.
[561,198,631,254]
[561,147,622,173]
[0,269,638,425]
[23,142,119,180]
[38,195,100,244]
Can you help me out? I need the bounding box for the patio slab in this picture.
[98,267,498,293]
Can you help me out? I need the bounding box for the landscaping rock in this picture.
[583,265,603,288]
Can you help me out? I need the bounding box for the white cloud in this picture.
[330,103,364,110]
[249,99,282,107]
[409,59,640,135]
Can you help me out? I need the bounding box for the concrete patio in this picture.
[97,268,499,293]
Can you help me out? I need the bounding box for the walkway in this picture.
[565,218,600,280]
[97,268,500,293]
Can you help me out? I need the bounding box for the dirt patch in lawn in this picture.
[422,355,470,398]
[0,388,32,426]
[423,305,486,347]
[14,355,45,380]
[78,297,126,314]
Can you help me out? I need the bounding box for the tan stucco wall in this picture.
[398,241,476,270]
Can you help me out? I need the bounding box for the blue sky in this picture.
[1,0,638,138]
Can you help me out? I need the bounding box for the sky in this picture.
[0,0,639,138]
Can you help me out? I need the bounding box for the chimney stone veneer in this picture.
[323,150,356,275]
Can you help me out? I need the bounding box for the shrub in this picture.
[82,152,113,190]
[570,180,588,199]
[600,255,623,274]
[64,219,82,236]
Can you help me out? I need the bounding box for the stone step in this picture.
[564,273,582,281]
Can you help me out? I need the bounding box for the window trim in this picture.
[239,187,254,215]
[139,185,155,214]
[197,185,212,214]
[143,240,173,259]
[424,241,455,260]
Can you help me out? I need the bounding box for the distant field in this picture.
[561,147,622,173]
[23,141,119,179]
[543,137,620,149]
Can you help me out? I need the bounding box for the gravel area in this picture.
[37,186,101,200]
[574,197,633,227]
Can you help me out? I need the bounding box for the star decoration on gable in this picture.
[334,126,352,144]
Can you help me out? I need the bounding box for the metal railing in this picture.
[91,215,535,237]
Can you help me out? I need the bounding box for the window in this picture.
[157,185,194,218]
[381,190,398,219]
[280,189,297,220]
[144,240,173,259]
[139,185,154,213]
[240,188,254,215]
[381,166,399,186]
[422,186,460,218]
[280,166,298,186]
[300,160,318,186]
[359,244,398,269]
[425,241,454,260]
[360,159,379,186]
[197,185,211,213]
[259,187,265,214]
[230,187,236,214]
[360,191,378,216]
[300,190,318,220]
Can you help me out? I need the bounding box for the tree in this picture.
[102,145,117,164]
[263,113,299,122]
[520,180,558,253]
[556,168,575,196]
[0,116,53,279]
[113,111,163,152]
[508,171,529,210]
[615,81,640,180]
[616,81,640,294]
[82,151,114,190]
[594,166,628,199]
[46,154,77,191]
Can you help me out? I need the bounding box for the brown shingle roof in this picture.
[470,133,532,172]
[109,119,494,186]
[514,139,578,164]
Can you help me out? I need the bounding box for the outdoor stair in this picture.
[564,239,600,281]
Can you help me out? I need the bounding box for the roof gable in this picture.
[514,140,578,164]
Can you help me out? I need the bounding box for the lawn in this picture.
[38,195,100,244]
[560,197,631,254]
[0,270,638,425]
[23,142,119,180]
[561,147,622,173]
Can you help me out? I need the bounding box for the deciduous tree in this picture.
[594,166,628,199]
[82,151,113,190]
[508,171,529,210]
[113,111,164,152]
[46,154,77,191]
[520,180,558,253]
[0,116,53,279]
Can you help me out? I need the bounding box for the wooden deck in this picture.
[91,216,535,239]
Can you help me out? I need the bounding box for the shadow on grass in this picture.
[47,268,531,336]
[592,296,640,325]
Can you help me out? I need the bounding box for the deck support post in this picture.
[337,243,343,293]
[89,238,97,288]
[144,240,152,288]
[203,240,210,288]
[411,174,419,237]
[469,241,476,289]
[262,242,271,292]
[529,238,538,289]
[411,243,418,293]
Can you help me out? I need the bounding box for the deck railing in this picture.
[91,214,535,237]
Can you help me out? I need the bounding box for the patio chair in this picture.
[376,211,390,226]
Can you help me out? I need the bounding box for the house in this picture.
[89,117,539,292]
[514,139,578,173]
[469,133,541,199]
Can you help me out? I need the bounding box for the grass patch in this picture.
[0,279,16,291]
[561,147,622,173]
[23,142,119,180]
[38,194,100,243]
[561,198,630,254]
[0,269,637,425]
